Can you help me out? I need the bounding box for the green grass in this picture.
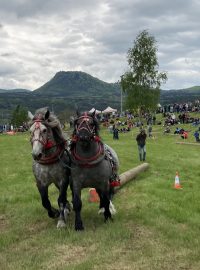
[1,116,200,269]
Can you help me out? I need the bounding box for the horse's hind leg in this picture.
[96,190,105,214]
[97,189,116,216]
[102,193,112,222]
[37,183,59,218]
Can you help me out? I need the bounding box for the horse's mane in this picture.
[30,107,65,145]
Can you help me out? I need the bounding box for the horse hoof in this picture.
[57,219,66,229]
[75,227,84,231]
[98,202,117,215]
[48,208,60,219]
[75,224,84,231]
[104,214,113,223]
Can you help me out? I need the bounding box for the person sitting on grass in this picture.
[194,130,200,142]
[163,125,171,134]
[181,130,188,139]
[174,127,180,134]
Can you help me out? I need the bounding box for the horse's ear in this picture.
[45,110,50,120]
[92,110,96,118]
[76,110,80,117]
[28,111,34,120]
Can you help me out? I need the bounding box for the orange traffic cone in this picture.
[174,171,182,189]
[88,188,100,202]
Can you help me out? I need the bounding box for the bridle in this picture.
[75,112,96,139]
[71,112,104,167]
[30,119,67,165]
[30,120,56,150]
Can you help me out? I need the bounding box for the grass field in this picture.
[1,114,200,270]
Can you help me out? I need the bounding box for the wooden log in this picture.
[176,142,200,146]
[115,162,149,192]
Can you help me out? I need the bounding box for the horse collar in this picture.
[71,140,105,167]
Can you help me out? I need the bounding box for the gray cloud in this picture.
[0,0,199,90]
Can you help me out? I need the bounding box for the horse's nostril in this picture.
[32,153,42,160]
[38,153,42,159]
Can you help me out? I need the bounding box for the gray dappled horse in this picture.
[29,108,71,228]
[70,111,120,231]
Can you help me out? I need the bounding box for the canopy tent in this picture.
[102,106,117,114]
[89,108,102,114]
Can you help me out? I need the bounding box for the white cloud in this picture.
[0,0,199,90]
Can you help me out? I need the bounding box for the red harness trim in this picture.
[110,180,121,187]
[37,145,65,165]
[71,139,105,167]
[44,140,54,149]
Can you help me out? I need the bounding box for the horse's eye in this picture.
[43,129,47,133]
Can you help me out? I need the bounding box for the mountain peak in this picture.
[33,71,119,96]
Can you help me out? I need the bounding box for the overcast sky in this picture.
[0,0,200,91]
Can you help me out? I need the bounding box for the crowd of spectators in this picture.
[157,100,200,114]
[98,101,200,143]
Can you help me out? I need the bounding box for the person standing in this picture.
[194,130,200,142]
[113,126,119,139]
[147,125,152,137]
[136,129,147,161]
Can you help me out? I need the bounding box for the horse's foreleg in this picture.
[36,183,59,219]
[57,180,70,228]
[72,192,84,231]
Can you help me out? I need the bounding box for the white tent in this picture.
[102,106,117,114]
[89,108,102,114]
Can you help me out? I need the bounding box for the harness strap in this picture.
[71,141,105,167]
[36,145,65,165]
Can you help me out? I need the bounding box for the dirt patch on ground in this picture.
[43,243,97,270]
[0,214,9,231]
[27,220,50,235]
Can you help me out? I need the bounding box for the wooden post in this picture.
[176,142,200,146]
[115,162,149,193]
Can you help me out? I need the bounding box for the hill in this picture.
[0,71,121,122]
[0,88,30,94]
[160,86,200,104]
[0,71,200,123]
[33,71,121,111]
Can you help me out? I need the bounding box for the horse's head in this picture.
[29,110,54,160]
[74,111,99,141]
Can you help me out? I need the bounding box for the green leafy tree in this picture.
[11,105,28,127]
[121,30,167,114]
